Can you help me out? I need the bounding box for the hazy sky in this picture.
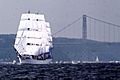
[0,0,120,39]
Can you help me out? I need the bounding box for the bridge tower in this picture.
[82,15,87,39]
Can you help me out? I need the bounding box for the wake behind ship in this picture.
[14,11,53,64]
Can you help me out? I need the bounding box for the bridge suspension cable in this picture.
[86,15,120,28]
[52,17,82,36]
[86,15,120,42]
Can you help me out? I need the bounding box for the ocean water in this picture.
[0,63,120,80]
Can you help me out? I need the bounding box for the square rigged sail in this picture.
[14,13,53,59]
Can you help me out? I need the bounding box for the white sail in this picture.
[14,12,53,64]
[95,56,99,62]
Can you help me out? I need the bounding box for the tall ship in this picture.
[14,11,53,64]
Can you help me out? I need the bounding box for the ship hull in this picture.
[18,56,52,64]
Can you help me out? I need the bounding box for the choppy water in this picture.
[0,63,120,80]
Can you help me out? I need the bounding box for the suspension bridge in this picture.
[53,15,120,42]
[51,15,120,61]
